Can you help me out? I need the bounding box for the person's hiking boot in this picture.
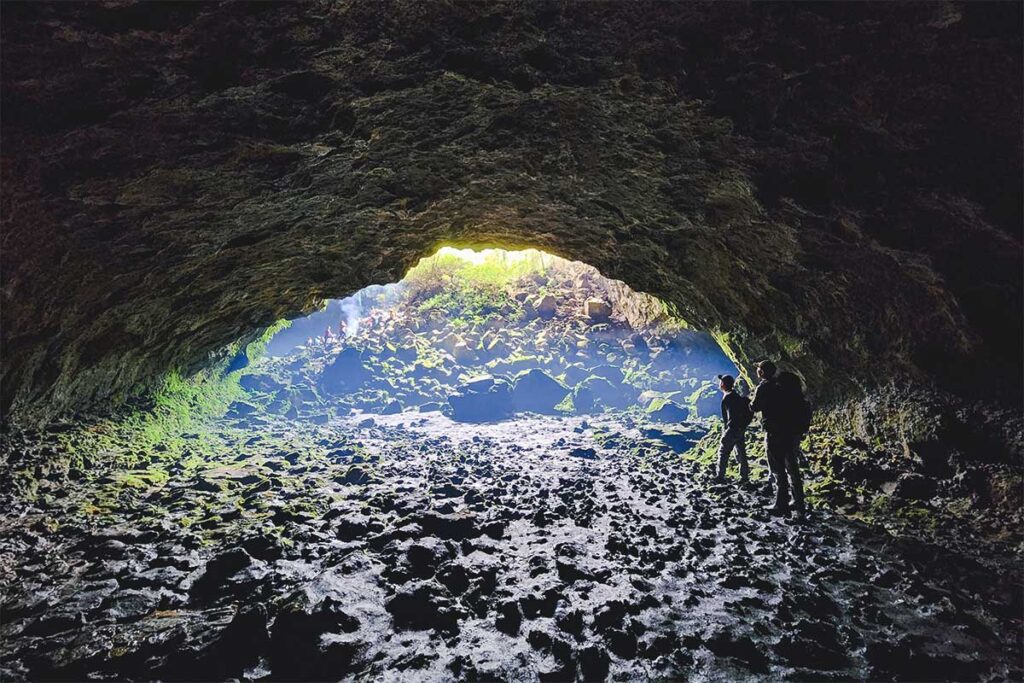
[712,475,727,484]
[791,509,807,523]
[764,505,789,517]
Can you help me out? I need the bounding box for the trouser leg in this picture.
[766,432,789,509]
[716,432,735,479]
[786,436,805,511]
[735,431,749,481]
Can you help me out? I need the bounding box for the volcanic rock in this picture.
[584,298,612,321]
[319,349,371,395]
[512,369,569,414]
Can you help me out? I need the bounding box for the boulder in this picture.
[319,348,370,395]
[239,373,284,393]
[512,369,569,414]
[576,375,634,409]
[386,582,460,632]
[535,294,557,319]
[562,364,590,386]
[463,375,496,393]
[689,381,721,419]
[394,345,418,362]
[485,337,511,357]
[227,401,259,418]
[642,426,707,453]
[590,364,625,385]
[646,400,690,423]
[584,298,612,321]
[452,341,476,364]
[892,473,938,501]
[572,386,596,413]
[449,380,513,422]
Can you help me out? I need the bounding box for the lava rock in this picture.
[892,473,938,501]
[575,376,633,410]
[512,369,569,414]
[449,380,513,422]
[579,645,610,680]
[386,582,460,632]
[189,548,261,604]
[495,599,523,635]
[406,537,452,578]
[647,400,690,423]
[319,348,371,395]
[584,298,611,321]
[271,594,364,679]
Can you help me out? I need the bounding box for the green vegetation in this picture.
[405,247,552,290]
[38,319,297,505]
[403,248,552,328]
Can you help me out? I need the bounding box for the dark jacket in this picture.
[720,391,749,433]
[750,377,789,434]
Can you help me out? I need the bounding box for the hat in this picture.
[716,374,735,388]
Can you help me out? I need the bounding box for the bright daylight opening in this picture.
[250,247,739,448]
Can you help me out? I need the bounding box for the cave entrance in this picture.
[248,247,738,451]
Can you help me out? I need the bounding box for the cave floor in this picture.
[1,411,1020,681]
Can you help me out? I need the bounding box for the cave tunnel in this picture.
[1,1,1022,681]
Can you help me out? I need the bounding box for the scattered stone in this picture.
[535,294,557,319]
[584,298,611,321]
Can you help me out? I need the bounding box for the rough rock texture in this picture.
[2,1,1021,421]
[1,410,1020,680]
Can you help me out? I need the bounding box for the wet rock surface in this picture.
[1,411,1019,681]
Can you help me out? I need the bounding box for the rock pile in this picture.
[247,259,736,425]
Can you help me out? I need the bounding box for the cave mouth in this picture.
[241,246,739,446]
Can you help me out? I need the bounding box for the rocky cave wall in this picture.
[1,1,1021,424]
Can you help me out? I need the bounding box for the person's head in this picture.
[717,374,735,392]
[755,360,776,380]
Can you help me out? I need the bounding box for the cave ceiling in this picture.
[1,1,1021,422]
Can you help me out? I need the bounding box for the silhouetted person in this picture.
[750,360,810,521]
[714,374,751,483]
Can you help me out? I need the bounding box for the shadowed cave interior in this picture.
[1,2,1022,681]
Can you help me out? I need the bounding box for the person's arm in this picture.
[750,385,763,413]
[721,396,729,428]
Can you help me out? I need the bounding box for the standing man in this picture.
[714,374,751,484]
[750,360,807,521]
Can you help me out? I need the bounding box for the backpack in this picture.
[733,395,754,430]
[793,394,813,435]
[777,371,813,435]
